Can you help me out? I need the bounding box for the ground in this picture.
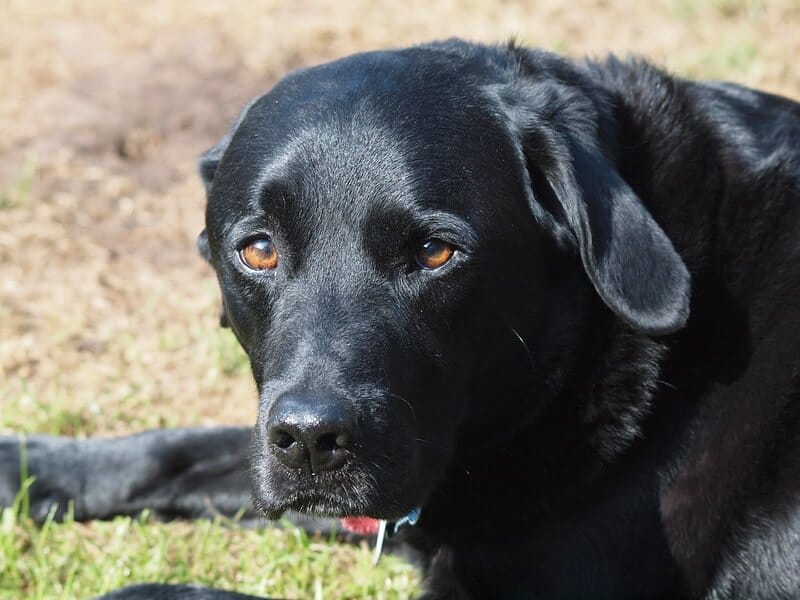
[1,0,798,598]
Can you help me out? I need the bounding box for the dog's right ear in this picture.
[197,227,230,329]
[198,96,260,195]
[196,99,261,330]
[198,134,231,329]
[196,118,237,262]
[196,229,211,263]
[198,133,231,195]
[196,134,221,262]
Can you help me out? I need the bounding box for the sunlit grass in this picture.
[0,485,420,599]
[0,156,36,211]
[1,388,95,438]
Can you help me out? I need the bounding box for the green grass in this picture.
[208,327,251,378]
[671,0,766,20]
[1,287,256,438]
[0,157,37,211]
[711,0,766,19]
[670,36,762,83]
[1,485,420,599]
[0,387,96,438]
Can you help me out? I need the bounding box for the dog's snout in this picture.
[266,392,356,473]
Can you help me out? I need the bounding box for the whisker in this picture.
[510,327,536,379]
[388,392,417,421]
[657,379,678,391]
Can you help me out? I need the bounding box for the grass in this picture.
[0,485,420,599]
[0,388,93,438]
[207,327,251,378]
[679,38,761,80]
[0,156,36,211]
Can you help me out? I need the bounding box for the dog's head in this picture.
[197,40,689,521]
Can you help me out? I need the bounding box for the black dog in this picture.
[3,39,800,599]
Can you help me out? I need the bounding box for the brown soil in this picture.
[1,0,798,436]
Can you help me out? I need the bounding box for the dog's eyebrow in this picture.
[412,210,478,249]
[225,215,273,240]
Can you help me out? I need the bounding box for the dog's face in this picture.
[198,42,690,521]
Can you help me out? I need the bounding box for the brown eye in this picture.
[240,237,278,271]
[415,239,455,270]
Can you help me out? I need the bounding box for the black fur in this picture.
[3,39,800,599]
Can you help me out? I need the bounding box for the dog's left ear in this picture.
[501,80,690,335]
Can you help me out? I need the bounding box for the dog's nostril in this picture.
[316,432,337,453]
[269,429,295,450]
[316,431,350,453]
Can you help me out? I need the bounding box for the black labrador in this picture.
[3,39,800,599]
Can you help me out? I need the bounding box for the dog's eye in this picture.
[415,239,455,270]
[240,238,278,271]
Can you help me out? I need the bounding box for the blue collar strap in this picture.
[389,506,422,536]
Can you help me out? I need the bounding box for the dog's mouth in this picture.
[251,431,426,524]
[254,484,420,525]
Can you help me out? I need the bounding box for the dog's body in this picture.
[3,40,800,599]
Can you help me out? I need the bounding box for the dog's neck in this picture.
[410,316,676,589]
[459,301,672,469]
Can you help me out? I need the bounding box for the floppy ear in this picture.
[504,80,690,335]
[196,228,211,262]
[197,101,254,330]
[196,112,239,266]
[198,96,260,194]
[197,125,235,266]
[196,227,230,329]
[198,133,232,195]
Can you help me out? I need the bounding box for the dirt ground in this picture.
[2,0,799,437]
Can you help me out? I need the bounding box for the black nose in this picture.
[266,391,357,473]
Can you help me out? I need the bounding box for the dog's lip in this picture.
[257,493,366,521]
[262,506,383,536]
[257,492,414,523]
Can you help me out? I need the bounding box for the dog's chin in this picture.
[249,442,437,522]
[250,467,425,523]
[255,497,415,521]
[254,488,421,522]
